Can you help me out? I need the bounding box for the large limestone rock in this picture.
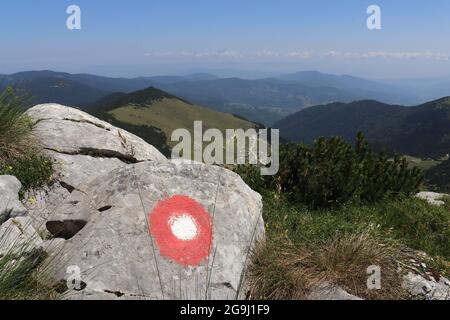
[24,104,167,228]
[48,160,264,300]
[415,192,447,206]
[0,175,27,224]
[26,104,165,163]
[0,216,42,256]
[25,104,166,190]
[403,272,450,300]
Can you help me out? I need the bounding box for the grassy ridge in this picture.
[108,97,257,147]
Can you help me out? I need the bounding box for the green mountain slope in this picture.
[92,87,260,156]
[275,97,450,158]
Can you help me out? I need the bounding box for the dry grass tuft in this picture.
[247,230,410,300]
[0,87,34,164]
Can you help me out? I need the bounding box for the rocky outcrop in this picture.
[415,191,447,206]
[0,177,43,258]
[403,272,450,300]
[25,104,166,190]
[24,104,167,230]
[0,175,27,224]
[48,160,263,300]
[17,104,264,300]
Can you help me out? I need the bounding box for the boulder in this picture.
[415,192,447,206]
[23,104,167,228]
[26,104,166,163]
[403,272,450,300]
[25,104,166,192]
[0,175,27,224]
[48,160,264,300]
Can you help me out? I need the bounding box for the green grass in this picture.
[0,87,33,161]
[262,193,450,260]
[0,250,60,300]
[0,153,53,197]
[0,87,53,196]
[0,218,63,300]
[247,193,450,299]
[0,87,58,299]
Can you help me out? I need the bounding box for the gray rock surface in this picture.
[23,104,167,230]
[44,151,125,193]
[307,283,363,300]
[23,182,72,233]
[403,272,450,300]
[415,192,447,206]
[26,104,166,163]
[48,160,264,300]
[38,238,66,257]
[0,175,27,224]
[0,216,43,256]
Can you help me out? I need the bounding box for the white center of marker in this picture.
[168,214,199,241]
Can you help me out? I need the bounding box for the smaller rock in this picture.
[403,272,450,300]
[415,192,447,206]
[0,175,28,224]
[307,283,363,300]
[0,216,43,256]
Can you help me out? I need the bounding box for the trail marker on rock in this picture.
[149,195,213,267]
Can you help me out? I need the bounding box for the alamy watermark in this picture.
[66,265,82,290]
[367,5,382,30]
[66,4,382,31]
[66,5,81,30]
[171,121,279,176]
[367,265,382,290]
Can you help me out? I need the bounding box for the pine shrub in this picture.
[236,133,423,209]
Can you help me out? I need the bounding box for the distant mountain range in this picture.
[4,69,450,191]
[387,76,450,103]
[275,97,450,159]
[1,70,436,126]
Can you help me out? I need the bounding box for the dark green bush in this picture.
[425,159,450,192]
[236,133,423,209]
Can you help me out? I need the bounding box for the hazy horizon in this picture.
[1,0,450,79]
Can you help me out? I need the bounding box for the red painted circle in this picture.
[149,195,213,267]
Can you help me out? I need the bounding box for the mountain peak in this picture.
[92,86,192,112]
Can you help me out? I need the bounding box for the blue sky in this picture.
[1,0,449,79]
